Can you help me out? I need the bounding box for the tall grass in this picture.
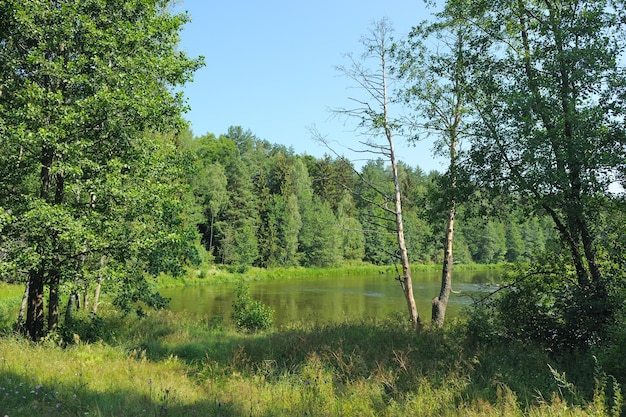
[0,308,621,416]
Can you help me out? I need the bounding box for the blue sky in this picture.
[175,1,446,173]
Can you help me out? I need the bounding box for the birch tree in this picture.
[442,0,626,346]
[398,19,470,326]
[324,18,421,329]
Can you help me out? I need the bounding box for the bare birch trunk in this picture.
[383,50,420,330]
[391,155,420,330]
[92,255,105,314]
[330,19,421,329]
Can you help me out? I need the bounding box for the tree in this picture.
[299,198,341,267]
[354,160,398,265]
[218,157,259,271]
[327,18,421,329]
[397,15,471,325]
[336,193,365,261]
[0,0,203,341]
[505,221,525,262]
[201,163,229,256]
[444,0,626,344]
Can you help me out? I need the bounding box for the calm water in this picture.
[160,270,499,328]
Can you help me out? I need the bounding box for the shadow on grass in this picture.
[114,311,564,408]
[0,367,239,417]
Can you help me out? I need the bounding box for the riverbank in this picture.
[0,308,616,417]
[156,262,507,288]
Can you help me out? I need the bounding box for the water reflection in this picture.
[161,270,499,328]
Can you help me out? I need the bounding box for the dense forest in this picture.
[182,126,556,270]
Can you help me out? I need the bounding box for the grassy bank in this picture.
[158,262,506,288]
[0,308,621,416]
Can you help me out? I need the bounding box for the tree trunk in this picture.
[431,32,462,327]
[25,146,52,341]
[47,174,65,332]
[209,211,215,251]
[16,281,29,334]
[381,37,420,329]
[65,293,77,323]
[25,268,45,341]
[432,201,455,326]
[82,291,89,312]
[388,131,420,330]
[48,271,59,332]
[92,255,105,314]
[92,278,103,314]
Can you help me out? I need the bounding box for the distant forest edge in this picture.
[182,126,556,271]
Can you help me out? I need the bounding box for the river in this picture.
[160,269,499,327]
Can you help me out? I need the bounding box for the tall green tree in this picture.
[218,157,259,271]
[444,0,626,343]
[0,0,202,340]
[355,160,397,265]
[398,13,472,325]
[336,193,365,261]
[299,198,341,267]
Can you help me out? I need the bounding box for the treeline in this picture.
[182,126,555,271]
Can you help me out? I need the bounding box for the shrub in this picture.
[465,256,625,354]
[57,312,106,344]
[230,281,274,332]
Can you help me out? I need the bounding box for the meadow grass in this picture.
[0,307,620,417]
[0,283,23,333]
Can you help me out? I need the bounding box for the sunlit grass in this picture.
[0,283,23,332]
[0,308,619,416]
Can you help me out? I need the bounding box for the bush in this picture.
[230,282,274,332]
[57,312,106,344]
[468,258,625,354]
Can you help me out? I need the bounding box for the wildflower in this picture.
[56,403,61,408]
[35,385,41,390]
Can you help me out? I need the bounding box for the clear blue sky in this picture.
[175,0,445,173]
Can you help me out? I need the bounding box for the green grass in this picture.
[1,265,621,416]
[0,308,621,416]
[157,262,504,288]
[0,282,23,333]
